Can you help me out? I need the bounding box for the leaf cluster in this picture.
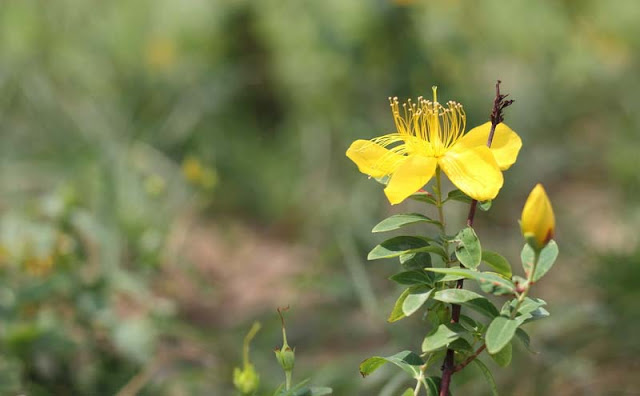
[360,189,559,395]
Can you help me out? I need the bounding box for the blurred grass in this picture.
[0,0,639,394]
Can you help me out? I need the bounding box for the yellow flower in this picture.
[521,184,555,249]
[346,87,522,204]
[145,37,176,71]
[182,156,218,190]
[233,364,260,394]
[182,156,204,183]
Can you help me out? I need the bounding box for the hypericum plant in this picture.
[233,308,332,396]
[348,82,558,396]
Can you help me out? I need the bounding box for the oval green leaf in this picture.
[521,240,559,282]
[388,288,410,323]
[471,359,499,396]
[481,250,512,278]
[359,350,424,378]
[485,316,519,354]
[489,341,512,367]
[402,288,433,316]
[410,191,437,205]
[515,328,537,354]
[454,227,482,269]
[368,236,443,260]
[422,323,465,353]
[517,297,546,315]
[425,268,516,296]
[449,337,474,353]
[389,270,433,286]
[445,189,472,204]
[372,213,441,233]
[533,240,559,282]
[477,272,516,296]
[399,252,432,270]
[433,289,500,318]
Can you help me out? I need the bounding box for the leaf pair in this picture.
[521,240,559,282]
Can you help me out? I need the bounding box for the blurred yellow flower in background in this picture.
[23,255,54,277]
[521,183,555,249]
[145,36,176,71]
[346,87,522,204]
[182,156,218,191]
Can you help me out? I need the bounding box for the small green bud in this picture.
[233,363,259,394]
[274,345,295,372]
[234,322,261,395]
[275,306,296,383]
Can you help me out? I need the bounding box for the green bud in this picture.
[274,345,295,372]
[234,322,261,395]
[275,306,296,385]
[233,363,259,394]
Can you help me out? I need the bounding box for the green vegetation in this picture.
[0,0,638,394]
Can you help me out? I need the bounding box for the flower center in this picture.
[388,87,466,157]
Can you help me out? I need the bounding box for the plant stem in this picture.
[450,252,539,373]
[511,250,539,319]
[439,81,513,396]
[453,344,486,373]
[466,200,478,227]
[434,168,451,266]
[510,290,529,320]
[435,167,446,233]
[285,371,292,391]
[413,364,429,396]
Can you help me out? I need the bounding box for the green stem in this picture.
[413,377,422,396]
[434,168,450,265]
[413,365,428,396]
[511,250,540,319]
[435,168,445,232]
[243,322,261,366]
[510,290,529,320]
[285,371,292,391]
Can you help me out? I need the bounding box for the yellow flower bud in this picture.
[233,322,262,394]
[520,184,555,250]
[233,364,260,394]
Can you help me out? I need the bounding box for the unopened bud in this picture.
[520,184,555,250]
[234,322,261,394]
[274,345,295,372]
[275,307,295,373]
[233,363,259,394]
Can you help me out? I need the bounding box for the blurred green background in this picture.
[1,0,639,394]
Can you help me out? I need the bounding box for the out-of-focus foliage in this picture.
[0,0,639,394]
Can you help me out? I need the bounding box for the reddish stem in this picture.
[439,81,513,396]
[453,344,487,373]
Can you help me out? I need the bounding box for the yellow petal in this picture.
[439,146,503,201]
[521,184,555,249]
[455,122,522,170]
[384,155,437,205]
[346,139,404,178]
